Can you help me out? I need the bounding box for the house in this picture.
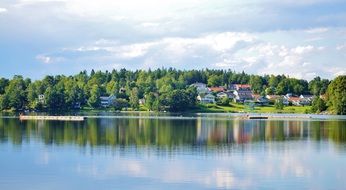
[73,102,81,109]
[288,97,302,106]
[139,98,145,105]
[197,93,215,104]
[253,94,269,106]
[266,95,281,101]
[265,95,289,105]
[208,86,226,93]
[299,95,315,101]
[217,91,235,99]
[100,95,116,107]
[230,84,252,91]
[233,85,253,103]
[38,94,45,104]
[190,82,209,94]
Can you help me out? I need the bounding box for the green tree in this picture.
[326,76,346,115]
[113,98,129,110]
[44,86,65,110]
[249,75,263,94]
[129,87,139,110]
[311,97,326,113]
[275,98,284,110]
[207,75,222,87]
[88,85,101,108]
[217,97,230,106]
[3,76,27,110]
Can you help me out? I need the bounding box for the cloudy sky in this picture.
[0,0,345,80]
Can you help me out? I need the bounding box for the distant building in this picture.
[253,94,269,106]
[197,93,215,104]
[217,91,235,99]
[139,98,145,105]
[100,95,116,107]
[38,94,45,104]
[288,97,302,106]
[266,95,289,105]
[190,82,208,94]
[208,86,226,93]
[233,85,253,103]
[230,84,252,91]
[73,102,81,109]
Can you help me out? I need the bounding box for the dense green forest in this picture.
[0,68,345,114]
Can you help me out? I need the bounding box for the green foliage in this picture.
[0,68,340,114]
[327,75,346,115]
[88,85,101,108]
[217,97,230,106]
[129,87,139,110]
[207,75,222,87]
[275,98,284,110]
[113,98,129,110]
[249,75,263,94]
[44,86,65,110]
[310,97,326,113]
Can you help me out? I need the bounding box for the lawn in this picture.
[195,103,311,114]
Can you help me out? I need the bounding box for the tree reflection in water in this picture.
[0,117,345,151]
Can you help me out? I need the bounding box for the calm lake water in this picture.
[0,113,346,190]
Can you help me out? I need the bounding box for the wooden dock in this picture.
[19,115,85,121]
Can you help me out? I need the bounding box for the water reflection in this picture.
[1,116,346,190]
[0,117,345,149]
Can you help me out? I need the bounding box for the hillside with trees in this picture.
[0,68,344,114]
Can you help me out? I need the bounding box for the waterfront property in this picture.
[197,93,216,104]
[100,95,116,107]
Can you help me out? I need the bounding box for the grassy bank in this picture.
[193,103,311,114]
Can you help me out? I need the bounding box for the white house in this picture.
[233,86,253,103]
[190,82,209,94]
[217,91,235,99]
[100,95,116,107]
[197,93,215,104]
[38,94,45,104]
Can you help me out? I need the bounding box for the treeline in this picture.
[0,68,344,114]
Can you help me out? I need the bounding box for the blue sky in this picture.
[0,0,345,80]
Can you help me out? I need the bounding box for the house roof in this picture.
[208,87,225,92]
[288,97,301,102]
[266,95,281,99]
[234,84,251,90]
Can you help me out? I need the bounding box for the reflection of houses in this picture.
[197,93,215,104]
[190,82,208,94]
[100,95,116,107]
[196,117,232,143]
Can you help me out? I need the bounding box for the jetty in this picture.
[19,115,85,121]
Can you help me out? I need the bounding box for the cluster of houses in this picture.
[35,82,317,109]
[191,82,316,106]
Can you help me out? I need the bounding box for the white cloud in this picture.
[36,55,52,64]
[0,8,7,13]
[305,27,329,34]
[336,44,346,50]
[36,54,64,64]
[291,45,315,54]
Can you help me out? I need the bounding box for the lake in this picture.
[0,113,346,190]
